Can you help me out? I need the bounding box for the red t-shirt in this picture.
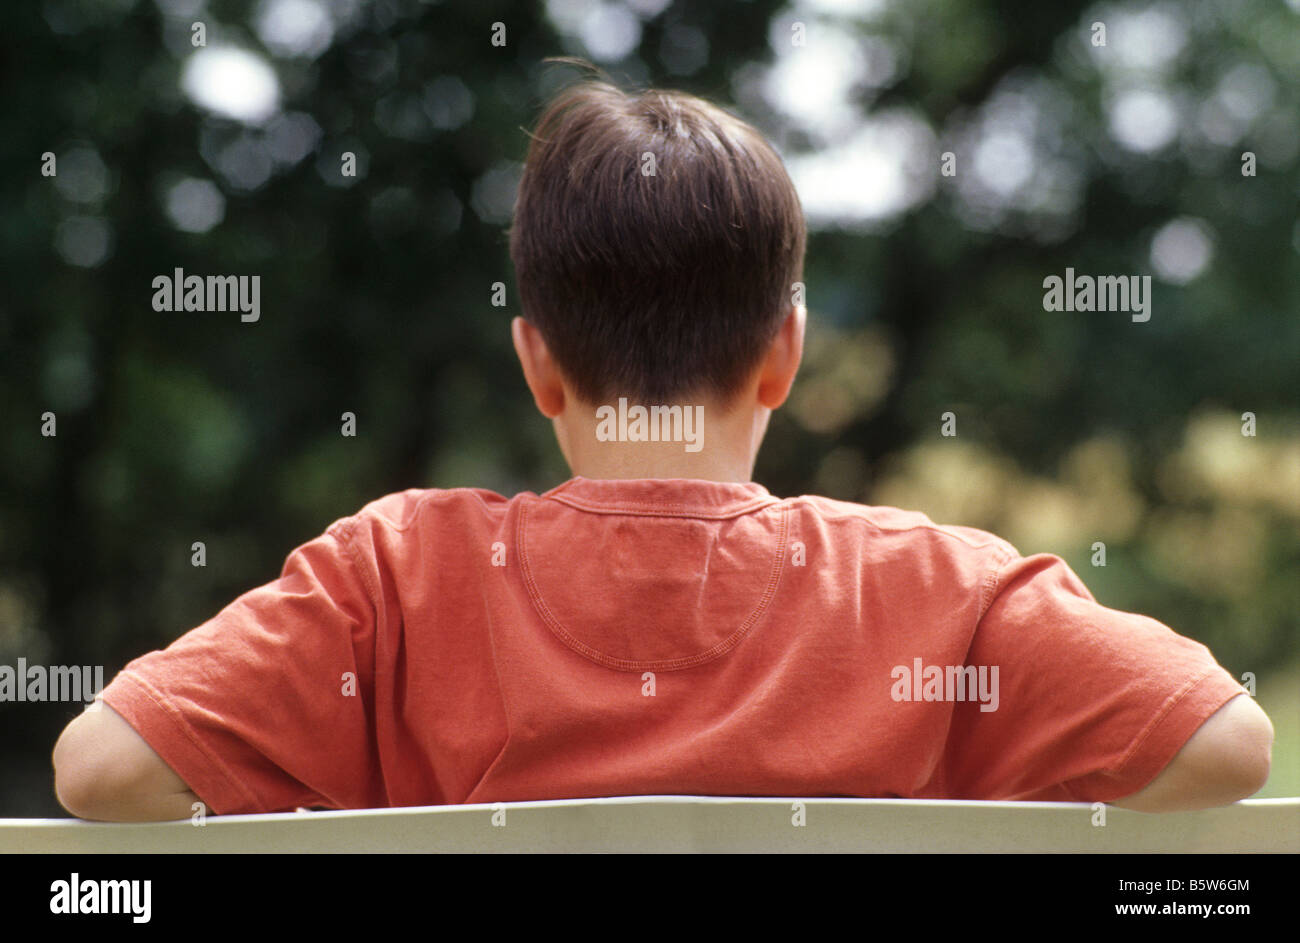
[100,476,1246,814]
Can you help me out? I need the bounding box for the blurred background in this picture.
[1,0,1297,816]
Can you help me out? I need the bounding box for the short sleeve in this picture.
[936,551,1248,803]
[98,518,383,814]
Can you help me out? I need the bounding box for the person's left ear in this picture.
[755,305,805,410]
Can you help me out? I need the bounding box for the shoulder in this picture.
[306,487,524,600]
[785,493,1019,560]
[332,486,518,536]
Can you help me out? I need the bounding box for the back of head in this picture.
[509,73,806,407]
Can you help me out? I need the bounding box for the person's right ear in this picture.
[511,317,567,418]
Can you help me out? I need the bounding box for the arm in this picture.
[52,702,203,822]
[1109,693,1273,812]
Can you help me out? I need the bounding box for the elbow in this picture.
[1113,694,1274,812]
[52,713,129,820]
[52,705,201,822]
[1185,698,1274,808]
[1230,709,1273,800]
[52,725,96,819]
[1215,698,1274,804]
[54,773,100,821]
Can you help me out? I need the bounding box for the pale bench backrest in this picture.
[3,797,1297,853]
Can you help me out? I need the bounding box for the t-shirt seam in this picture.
[111,670,263,813]
[1107,666,1224,777]
[330,516,381,611]
[357,488,504,534]
[793,498,1016,555]
[977,545,1018,620]
[516,501,790,671]
[545,493,780,519]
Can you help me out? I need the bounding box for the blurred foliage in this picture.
[1,0,1297,814]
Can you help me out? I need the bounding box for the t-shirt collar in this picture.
[542,476,778,518]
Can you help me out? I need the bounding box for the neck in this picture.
[557,396,771,483]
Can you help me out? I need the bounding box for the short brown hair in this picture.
[508,77,806,405]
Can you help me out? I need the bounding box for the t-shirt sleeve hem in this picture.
[100,670,263,815]
[1094,668,1248,803]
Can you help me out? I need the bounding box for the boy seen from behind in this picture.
[53,78,1272,821]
